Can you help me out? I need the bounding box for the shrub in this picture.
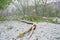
[0,16,6,21]
[21,14,41,22]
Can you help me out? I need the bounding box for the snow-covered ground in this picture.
[0,21,60,40]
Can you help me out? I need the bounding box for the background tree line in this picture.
[0,0,60,22]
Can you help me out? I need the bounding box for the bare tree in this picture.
[41,0,48,17]
[34,0,40,15]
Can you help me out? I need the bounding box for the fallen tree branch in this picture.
[21,20,33,25]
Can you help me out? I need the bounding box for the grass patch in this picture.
[44,17,58,24]
[21,14,42,23]
[0,14,58,24]
[21,15,59,24]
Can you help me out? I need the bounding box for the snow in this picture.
[0,21,60,40]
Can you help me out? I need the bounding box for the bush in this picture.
[21,14,41,22]
[0,16,6,21]
[45,17,57,24]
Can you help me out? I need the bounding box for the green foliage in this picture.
[0,0,12,9]
[0,14,57,24]
[0,15,6,21]
[47,18,55,23]
[21,14,58,24]
[22,14,41,22]
[45,17,58,24]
